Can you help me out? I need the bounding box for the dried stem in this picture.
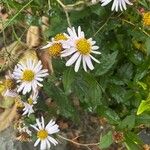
[58,134,99,147]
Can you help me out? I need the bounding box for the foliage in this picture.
[0,0,150,149]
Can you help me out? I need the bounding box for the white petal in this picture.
[66,52,80,66]
[75,55,82,72]
[92,46,99,50]
[82,56,87,72]
[101,0,112,6]
[84,56,94,70]
[36,118,42,129]
[124,0,133,5]
[34,139,40,147]
[17,82,25,93]
[40,140,46,150]
[41,116,45,129]
[90,55,100,63]
[91,50,101,54]
[61,48,76,57]
[45,120,55,129]
[41,42,52,49]
[35,77,43,82]
[111,0,117,11]
[30,125,39,131]
[46,139,51,149]
[48,136,58,146]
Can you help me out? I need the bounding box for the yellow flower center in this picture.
[27,98,33,105]
[37,129,48,140]
[143,12,150,26]
[76,38,91,55]
[4,79,15,89]
[54,33,68,41]
[49,43,62,56]
[22,70,35,82]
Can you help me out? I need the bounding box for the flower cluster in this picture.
[41,26,101,72]
[0,58,60,150]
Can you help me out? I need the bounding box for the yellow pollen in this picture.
[37,129,48,140]
[4,79,15,89]
[49,43,62,56]
[143,12,150,26]
[27,98,33,105]
[54,33,68,41]
[22,70,35,82]
[76,38,91,55]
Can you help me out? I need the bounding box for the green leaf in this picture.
[137,99,150,115]
[97,106,120,124]
[119,115,135,130]
[109,84,127,103]
[145,38,150,55]
[137,81,147,90]
[62,68,75,95]
[95,51,118,76]
[74,73,102,108]
[135,114,150,125]
[99,131,113,149]
[124,132,143,150]
[43,78,77,119]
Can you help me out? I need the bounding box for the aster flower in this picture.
[30,116,60,150]
[61,26,101,72]
[13,59,48,95]
[2,71,17,97]
[22,92,38,116]
[101,0,133,11]
[41,33,68,57]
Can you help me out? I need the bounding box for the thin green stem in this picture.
[0,0,33,33]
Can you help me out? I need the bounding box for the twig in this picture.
[56,0,72,27]
[93,13,113,37]
[122,19,150,37]
[58,134,99,147]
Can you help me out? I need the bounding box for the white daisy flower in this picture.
[30,116,60,150]
[2,71,18,97]
[13,59,49,95]
[61,26,101,72]
[41,33,68,57]
[22,92,38,116]
[101,0,133,11]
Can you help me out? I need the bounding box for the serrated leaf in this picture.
[99,131,113,149]
[135,114,150,125]
[74,73,102,108]
[109,84,127,103]
[95,51,118,76]
[124,132,143,150]
[137,99,150,115]
[119,115,135,130]
[62,68,75,95]
[43,79,77,119]
[97,106,120,124]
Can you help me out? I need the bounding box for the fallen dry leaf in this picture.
[37,50,54,74]
[0,41,27,73]
[26,26,41,48]
[0,103,17,132]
